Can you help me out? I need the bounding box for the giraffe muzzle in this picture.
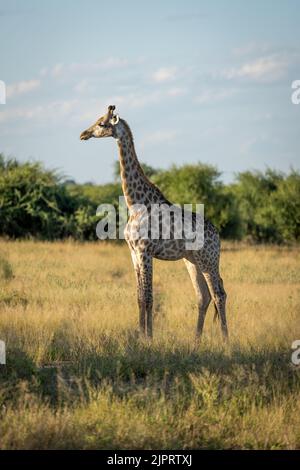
[80,129,92,140]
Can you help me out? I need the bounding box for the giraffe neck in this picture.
[116,123,166,208]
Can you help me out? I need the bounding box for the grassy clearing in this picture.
[0,240,299,449]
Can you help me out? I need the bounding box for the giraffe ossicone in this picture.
[80,105,228,340]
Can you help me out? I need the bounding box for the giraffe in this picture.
[80,105,228,340]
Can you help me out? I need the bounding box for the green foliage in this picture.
[0,153,299,243]
[153,163,242,239]
[0,154,78,239]
[68,181,122,208]
[0,154,122,241]
[230,168,300,243]
[270,171,300,242]
[67,182,123,239]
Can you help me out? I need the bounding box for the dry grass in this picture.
[0,239,299,449]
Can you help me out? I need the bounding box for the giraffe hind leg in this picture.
[184,259,212,338]
[212,276,224,323]
[202,271,228,339]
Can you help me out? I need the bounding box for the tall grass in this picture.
[0,240,299,449]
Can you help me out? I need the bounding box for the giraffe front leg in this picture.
[137,277,146,335]
[137,252,153,339]
[130,249,153,338]
[130,250,145,335]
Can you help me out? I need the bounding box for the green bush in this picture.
[0,153,299,243]
[152,163,242,239]
[230,169,300,243]
[0,155,79,239]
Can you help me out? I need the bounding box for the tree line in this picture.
[0,153,299,243]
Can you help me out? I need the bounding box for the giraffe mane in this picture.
[120,118,134,143]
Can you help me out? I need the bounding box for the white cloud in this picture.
[73,87,182,124]
[152,67,177,83]
[126,91,162,108]
[141,130,179,147]
[240,134,268,155]
[167,87,187,96]
[51,63,64,77]
[224,54,289,82]
[6,79,41,98]
[73,79,91,93]
[232,42,271,57]
[195,88,237,104]
[98,57,129,70]
[0,81,188,128]
[72,57,129,72]
[39,67,48,77]
[44,57,129,79]
[0,99,79,123]
[91,91,162,111]
[114,86,186,109]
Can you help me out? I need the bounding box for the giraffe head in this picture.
[80,105,121,141]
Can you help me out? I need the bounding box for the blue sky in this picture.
[0,0,299,184]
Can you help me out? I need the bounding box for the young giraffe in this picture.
[80,105,228,340]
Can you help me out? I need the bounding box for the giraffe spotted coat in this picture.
[80,106,228,339]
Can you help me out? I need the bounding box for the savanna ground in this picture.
[0,239,299,449]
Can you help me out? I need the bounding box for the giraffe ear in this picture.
[111,114,119,125]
